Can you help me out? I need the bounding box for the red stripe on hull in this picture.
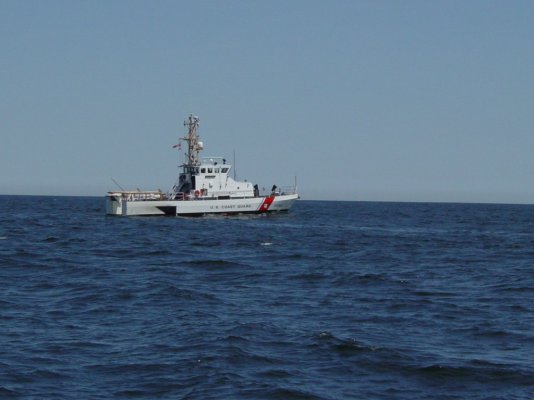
[258,196,275,212]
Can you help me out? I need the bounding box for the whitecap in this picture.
[260,242,273,246]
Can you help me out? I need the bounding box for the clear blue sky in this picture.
[1,0,533,202]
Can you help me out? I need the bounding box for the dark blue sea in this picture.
[1,196,533,399]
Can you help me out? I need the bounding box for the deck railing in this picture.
[108,191,167,201]
[279,186,298,195]
[257,186,298,196]
[109,186,298,202]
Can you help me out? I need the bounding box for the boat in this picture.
[106,114,299,216]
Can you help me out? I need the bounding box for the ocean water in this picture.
[0,195,533,399]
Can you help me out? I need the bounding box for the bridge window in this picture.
[221,168,229,173]
[201,168,206,173]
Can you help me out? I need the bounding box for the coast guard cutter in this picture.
[106,114,299,216]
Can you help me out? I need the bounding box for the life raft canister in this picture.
[194,190,200,197]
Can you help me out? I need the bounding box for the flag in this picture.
[172,143,181,149]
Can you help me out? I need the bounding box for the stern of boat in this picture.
[106,191,178,216]
[106,193,124,215]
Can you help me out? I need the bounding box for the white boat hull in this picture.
[106,193,299,216]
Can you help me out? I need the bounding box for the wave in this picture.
[146,284,218,302]
[0,387,21,398]
[331,272,389,285]
[288,272,328,283]
[415,361,534,385]
[256,387,326,400]
[316,331,382,355]
[40,236,60,243]
[184,259,252,269]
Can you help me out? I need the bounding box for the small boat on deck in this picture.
[106,114,299,216]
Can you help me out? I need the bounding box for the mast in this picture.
[181,114,203,166]
[233,149,236,180]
